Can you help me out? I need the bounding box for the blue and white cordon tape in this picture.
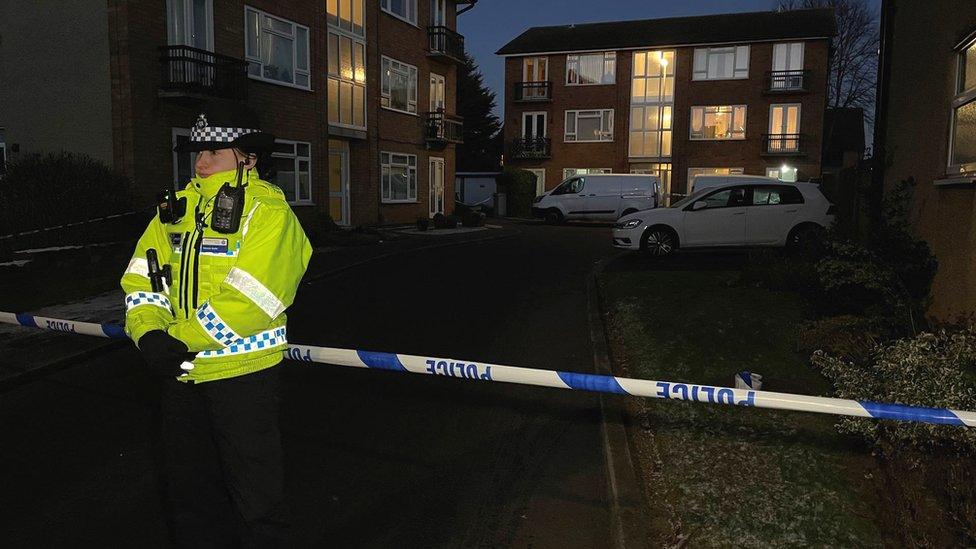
[2,311,975,428]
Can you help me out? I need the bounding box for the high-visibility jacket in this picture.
[121,168,312,383]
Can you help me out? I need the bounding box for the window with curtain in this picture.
[381,57,418,114]
[692,46,749,80]
[381,152,418,202]
[244,7,310,89]
[566,52,616,85]
[690,105,747,140]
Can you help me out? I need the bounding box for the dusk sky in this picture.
[457,0,882,118]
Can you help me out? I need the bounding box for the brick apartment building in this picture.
[496,8,835,204]
[0,0,473,226]
[874,0,976,320]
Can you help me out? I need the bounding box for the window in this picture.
[566,52,616,85]
[768,104,802,151]
[562,168,610,179]
[630,50,675,159]
[381,152,418,202]
[381,56,418,114]
[430,73,445,112]
[766,166,798,182]
[752,185,804,205]
[381,0,417,25]
[328,31,366,129]
[771,42,805,90]
[693,46,749,80]
[327,0,364,36]
[690,105,747,140]
[696,187,748,209]
[245,7,310,89]
[272,140,312,204]
[167,0,213,49]
[565,109,613,142]
[552,177,586,195]
[950,38,976,173]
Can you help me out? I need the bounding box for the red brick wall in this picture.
[503,39,829,194]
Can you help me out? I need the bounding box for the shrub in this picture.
[811,327,976,454]
[433,213,457,229]
[460,210,485,227]
[498,167,536,218]
[796,315,895,365]
[0,151,132,236]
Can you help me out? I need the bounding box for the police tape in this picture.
[2,311,975,428]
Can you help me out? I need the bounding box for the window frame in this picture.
[381,56,419,115]
[380,0,418,26]
[564,109,614,143]
[327,0,365,37]
[689,105,748,141]
[272,139,313,205]
[684,186,750,211]
[692,45,750,81]
[244,6,311,91]
[328,30,367,130]
[749,185,804,206]
[566,52,616,86]
[949,37,976,174]
[380,151,419,203]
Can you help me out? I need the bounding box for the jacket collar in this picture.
[186,168,256,201]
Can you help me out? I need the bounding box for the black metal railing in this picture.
[428,26,465,62]
[763,133,805,155]
[158,45,248,100]
[511,137,551,159]
[425,112,464,144]
[514,81,552,102]
[765,70,810,92]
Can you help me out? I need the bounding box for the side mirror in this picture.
[691,201,708,211]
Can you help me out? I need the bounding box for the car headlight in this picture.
[616,218,643,229]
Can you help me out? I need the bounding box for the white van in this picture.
[691,174,784,194]
[532,173,661,223]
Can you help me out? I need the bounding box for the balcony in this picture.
[425,111,463,147]
[428,26,465,64]
[158,46,248,102]
[764,70,810,93]
[510,137,551,160]
[762,134,806,156]
[514,81,552,102]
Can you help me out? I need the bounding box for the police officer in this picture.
[121,100,311,547]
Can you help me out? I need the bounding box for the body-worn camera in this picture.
[157,189,187,224]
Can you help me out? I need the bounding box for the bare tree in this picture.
[776,0,879,121]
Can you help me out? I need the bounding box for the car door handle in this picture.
[785,209,798,213]
[588,194,596,197]
[732,212,745,215]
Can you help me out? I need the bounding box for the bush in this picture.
[498,167,536,218]
[460,210,485,227]
[0,151,132,237]
[433,213,457,229]
[796,315,896,365]
[811,327,976,454]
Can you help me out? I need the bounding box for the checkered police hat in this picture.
[174,99,275,153]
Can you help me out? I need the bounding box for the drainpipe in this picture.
[870,0,896,228]
[457,0,477,16]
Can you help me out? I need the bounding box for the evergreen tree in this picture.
[456,53,502,172]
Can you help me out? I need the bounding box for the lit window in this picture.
[328,31,366,129]
[562,168,611,179]
[327,0,364,36]
[690,106,747,140]
[630,50,675,159]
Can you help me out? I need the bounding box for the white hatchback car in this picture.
[612,181,835,256]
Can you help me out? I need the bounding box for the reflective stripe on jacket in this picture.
[121,168,312,383]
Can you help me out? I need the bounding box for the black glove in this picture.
[138,330,195,377]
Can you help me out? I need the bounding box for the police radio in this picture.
[210,161,248,234]
[157,187,187,224]
[145,248,171,293]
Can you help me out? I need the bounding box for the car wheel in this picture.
[543,209,563,225]
[642,227,677,257]
[787,224,824,253]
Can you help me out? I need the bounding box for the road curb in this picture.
[587,254,654,549]
[0,229,520,393]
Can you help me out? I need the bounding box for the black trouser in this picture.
[158,366,290,548]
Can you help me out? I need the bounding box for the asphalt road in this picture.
[0,221,620,547]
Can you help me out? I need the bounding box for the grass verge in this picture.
[600,259,882,547]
